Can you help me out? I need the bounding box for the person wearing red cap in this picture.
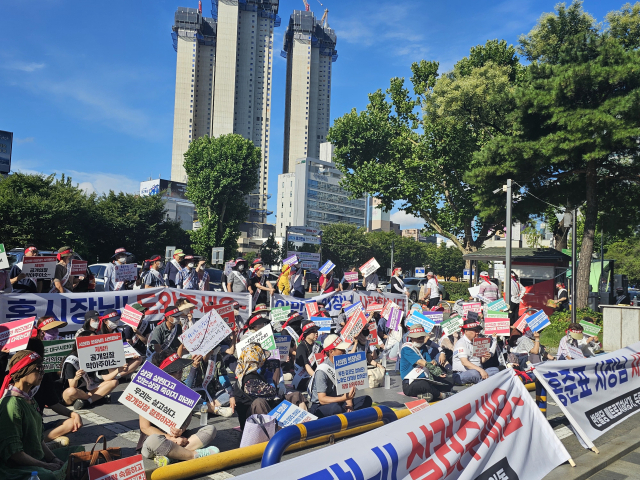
[390,267,408,295]
[149,306,184,357]
[104,248,131,291]
[557,322,597,360]
[476,271,499,304]
[51,246,82,293]
[452,319,499,384]
[143,255,166,288]
[293,320,320,391]
[9,244,41,293]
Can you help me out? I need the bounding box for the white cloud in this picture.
[390,210,424,230]
[15,137,35,144]
[4,62,45,72]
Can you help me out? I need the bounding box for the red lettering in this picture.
[631,353,640,378]
[409,458,444,480]
[406,431,425,469]
[503,396,525,438]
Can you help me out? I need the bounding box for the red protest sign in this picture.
[367,323,379,343]
[341,310,367,344]
[215,304,236,330]
[88,453,145,480]
[514,313,529,333]
[305,301,319,318]
[484,314,510,336]
[120,305,143,329]
[70,260,88,276]
[472,337,492,357]
[366,302,384,313]
[405,398,430,413]
[344,272,359,283]
[314,353,325,365]
[0,317,35,353]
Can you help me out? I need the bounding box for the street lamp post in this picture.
[505,179,513,311]
[572,208,577,323]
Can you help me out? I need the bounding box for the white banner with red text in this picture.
[236,369,570,480]
[0,288,252,332]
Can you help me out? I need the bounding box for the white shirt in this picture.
[452,335,482,371]
[510,279,524,303]
[427,278,440,299]
[365,273,379,291]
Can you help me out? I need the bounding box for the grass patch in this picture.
[540,329,566,350]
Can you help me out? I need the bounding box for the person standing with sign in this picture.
[308,334,373,418]
[362,267,380,293]
[319,266,335,294]
[509,271,525,324]
[476,271,499,303]
[227,258,250,293]
[9,244,41,293]
[339,266,358,291]
[420,272,441,308]
[51,246,81,293]
[103,247,131,291]
[451,319,499,385]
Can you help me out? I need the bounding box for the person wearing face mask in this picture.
[339,266,357,291]
[51,246,82,293]
[9,244,42,293]
[175,299,197,330]
[164,249,186,288]
[557,322,598,360]
[121,303,152,357]
[293,320,320,391]
[149,306,185,356]
[452,319,500,384]
[103,248,132,291]
[400,325,455,402]
[227,258,250,293]
[476,271,499,304]
[390,267,408,295]
[144,254,166,288]
[100,309,144,375]
[74,310,103,338]
[250,267,274,306]
[289,263,306,298]
[176,255,199,290]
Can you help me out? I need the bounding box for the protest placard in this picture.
[366,323,379,343]
[0,316,35,353]
[462,302,482,316]
[123,342,140,359]
[115,263,138,282]
[341,303,367,343]
[179,309,232,356]
[283,254,299,266]
[422,311,443,324]
[120,304,143,329]
[487,298,508,312]
[406,310,435,333]
[567,344,585,359]
[21,256,57,279]
[405,398,429,413]
[214,304,236,330]
[274,334,291,361]
[311,316,332,333]
[359,257,380,278]
[236,324,277,356]
[526,309,550,332]
[385,307,403,331]
[334,351,367,393]
[484,312,510,335]
[319,260,335,275]
[441,315,463,336]
[343,272,358,283]
[43,340,74,373]
[77,333,126,372]
[120,361,200,433]
[269,400,317,427]
[579,320,601,337]
[472,337,492,357]
[88,453,145,480]
[305,301,319,318]
[468,285,480,299]
[514,313,530,333]
[366,302,384,313]
[70,260,88,276]
[381,301,400,320]
[270,305,291,326]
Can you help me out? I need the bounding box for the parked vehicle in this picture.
[383,277,446,302]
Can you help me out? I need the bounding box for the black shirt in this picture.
[295,340,316,371]
[9,265,39,294]
[122,320,152,356]
[250,276,268,305]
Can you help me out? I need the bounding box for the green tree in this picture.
[605,236,640,284]
[183,134,261,262]
[258,234,281,266]
[319,223,369,275]
[468,1,640,308]
[328,40,521,260]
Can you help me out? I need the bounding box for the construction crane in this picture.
[316,0,329,28]
[303,0,310,12]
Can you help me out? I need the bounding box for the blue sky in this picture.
[0,0,625,230]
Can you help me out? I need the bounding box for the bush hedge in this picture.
[546,308,603,336]
[441,281,471,302]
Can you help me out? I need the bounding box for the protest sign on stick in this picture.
[305,301,319,318]
[274,334,291,362]
[487,298,509,311]
[441,315,463,336]
[526,309,550,332]
[406,311,435,333]
[341,303,367,344]
[319,260,335,275]
[236,323,277,356]
[270,305,291,326]
[179,309,232,356]
[334,351,367,393]
[77,333,126,372]
[343,272,358,283]
[385,307,403,331]
[115,263,137,282]
[484,312,510,335]
[214,304,236,331]
[0,317,35,353]
[283,254,298,266]
[70,260,88,276]
[123,342,140,359]
[579,320,601,337]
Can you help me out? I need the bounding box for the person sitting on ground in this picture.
[149,306,184,356]
[348,319,379,365]
[121,303,152,357]
[509,326,543,368]
[100,309,144,375]
[238,305,271,341]
[0,350,84,480]
[335,302,351,335]
[183,348,235,418]
[60,331,121,410]
[557,323,598,359]
[233,343,306,430]
[137,350,219,466]
[74,309,102,338]
[451,319,500,385]
[399,325,455,401]
[308,334,373,418]
[293,320,320,391]
[175,299,197,330]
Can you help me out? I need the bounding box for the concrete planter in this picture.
[602,305,640,351]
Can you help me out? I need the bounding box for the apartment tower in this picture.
[281,9,337,173]
[171,1,280,227]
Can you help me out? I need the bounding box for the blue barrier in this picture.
[261,405,398,467]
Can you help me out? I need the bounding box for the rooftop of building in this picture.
[282,9,337,59]
[463,247,571,263]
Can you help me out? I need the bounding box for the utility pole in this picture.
[599,224,604,298]
[505,179,512,310]
[390,239,394,276]
[571,208,577,323]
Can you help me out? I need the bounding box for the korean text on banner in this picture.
[305,301,319,318]
[381,301,400,320]
[526,309,550,332]
[405,398,429,413]
[484,312,510,336]
[283,254,299,266]
[0,244,8,269]
[120,304,143,328]
[269,400,317,427]
[235,370,571,480]
[236,324,277,356]
[334,351,367,393]
[272,290,350,318]
[179,309,232,356]
[275,334,291,362]
[355,290,409,316]
[341,303,367,344]
[343,272,358,283]
[0,316,35,353]
[270,305,291,325]
[120,361,200,434]
[514,313,530,333]
[77,333,126,372]
[535,341,640,449]
[115,263,138,282]
[473,337,492,357]
[21,256,57,279]
[311,316,332,332]
[70,260,88,276]
[88,453,145,480]
[487,298,509,311]
[462,302,482,316]
[319,260,335,275]
[359,257,380,278]
[406,311,435,333]
[366,302,384,313]
[43,340,74,373]
[441,315,463,336]
[422,311,443,324]
[579,320,602,337]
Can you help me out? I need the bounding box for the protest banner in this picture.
[386,307,403,331]
[0,316,35,353]
[115,263,138,282]
[120,361,200,433]
[472,337,492,357]
[579,320,602,337]
[334,351,367,393]
[319,260,335,275]
[366,302,384,313]
[270,305,291,326]
[0,244,8,269]
[88,453,145,480]
[236,369,570,480]
[0,288,252,331]
[406,310,435,333]
[535,341,640,449]
[274,334,291,361]
[287,251,321,262]
[214,304,236,331]
[236,324,277,356]
[343,271,358,283]
[120,304,143,329]
[359,257,380,278]
[283,254,299,266]
[405,398,429,413]
[305,301,319,318]
[179,309,232,356]
[487,298,509,311]
[43,339,74,373]
[341,303,367,344]
[269,400,318,428]
[462,302,482,316]
[526,309,550,332]
[123,342,140,359]
[441,315,463,336]
[77,333,126,372]
[422,311,444,324]
[70,260,88,276]
[484,312,510,335]
[21,256,57,279]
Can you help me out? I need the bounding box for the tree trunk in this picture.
[576,160,598,309]
[554,224,568,251]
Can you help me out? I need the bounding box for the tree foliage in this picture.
[605,235,640,285]
[183,134,261,262]
[258,234,281,266]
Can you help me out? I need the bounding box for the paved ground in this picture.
[585,448,640,480]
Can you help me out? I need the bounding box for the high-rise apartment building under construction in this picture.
[281,9,337,174]
[170,0,280,229]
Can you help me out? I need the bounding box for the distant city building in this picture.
[276,144,365,237]
[368,198,400,234]
[140,179,195,231]
[281,9,337,173]
[483,222,552,249]
[402,229,436,244]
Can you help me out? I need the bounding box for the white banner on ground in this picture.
[235,369,570,480]
[268,400,317,427]
[0,288,252,331]
[535,341,640,448]
[179,309,232,356]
